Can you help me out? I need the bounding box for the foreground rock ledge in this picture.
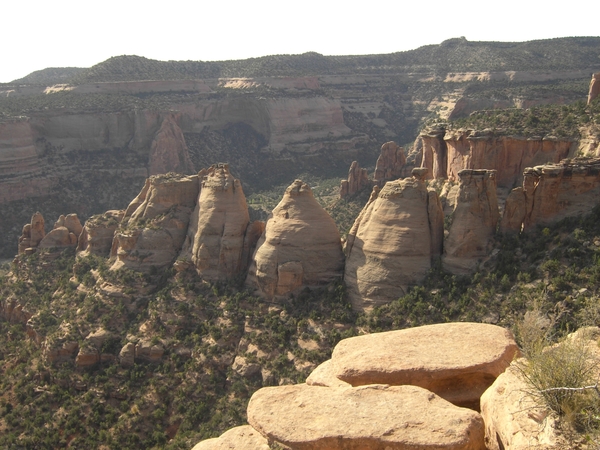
[331,322,519,408]
[191,425,269,450]
[248,384,485,450]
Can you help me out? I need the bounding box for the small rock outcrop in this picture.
[179,164,258,280]
[420,127,447,180]
[148,114,195,176]
[344,168,444,311]
[77,210,124,258]
[38,214,83,250]
[110,173,199,271]
[443,169,499,275]
[589,72,600,105]
[248,384,485,450]
[247,179,344,298]
[17,212,45,254]
[339,160,369,198]
[373,141,407,186]
[191,425,269,450]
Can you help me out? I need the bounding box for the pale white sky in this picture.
[1,0,598,83]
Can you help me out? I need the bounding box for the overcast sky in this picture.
[2,0,598,83]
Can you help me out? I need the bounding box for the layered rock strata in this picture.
[247,384,486,450]
[344,168,444,311]
[247,179,344,298]
[500,158,600,232]
[110,173,199,271]
[443,169,499,275]
[373,141,407,186]
[179,163,258,280]
[77,210,124,258]
[339,160,369,198]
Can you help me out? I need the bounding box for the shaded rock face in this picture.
[421,128,574,188]
[344,169,444,311]
[77,210,124,258]
[148,114,195,176]
[248,384,485,450]
[38,214,83,250]
[247,179,344,298]
[330,322,519,410]
[110,173,199,272]
[373,141,407,186]
[17,212,45,254]
[191,425,270,450]
[501,159,600,233]
[443,169,499,275]
[589,72,600,105]
[179,164,256,280]
[339,160,369,198]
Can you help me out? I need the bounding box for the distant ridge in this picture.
[12,67,86,85]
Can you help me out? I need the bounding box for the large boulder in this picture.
[344,168,444,310]
[248,384,485,450]
[247,179,344,298]
[330,322,519,409]
[191,425,269,450]
[443,169,499,275]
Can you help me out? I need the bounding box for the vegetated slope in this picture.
[62,37,600,84]
[2,201,600,448]
[11,67,87,85]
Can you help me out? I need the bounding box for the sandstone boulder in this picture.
[38,227,78,249]
[248,383,485,450]
[420,127,447,180]
[344,169,444,310]
[373,141,407,186]
[75,345,100,368]
[443,169,499,275]
[148,113,195,176]
[77,210,124,257]
[305,359,350,388]
[17,212,45,254]
[54,214,83,236]
[119,342,136,367]
[247,179,344,297]
[330,322,519,409]
[191,425,269,450]
[135,339,164,363]
[340,160,369,198]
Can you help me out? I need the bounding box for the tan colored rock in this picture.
[499,187,527,233]
[179,163,255,280]
[232,356,261,378]
[77,210,123,257]
[588,72,600,105]
[340,160,369,198]
[344,170,444,311]
[135,339,164,363]
[191,425,269,450]
[443,169,499,275]
[17,212,45,254]
[248,384,486,450]
[148,113,195,176]
[111,173,199,271]
[75,345,100,368]
[373,141,407,186]
[420,127,447,180]
[331,322,519,409]
[54,213,83,236]
[38,227,78,249]
[306,359,350,388]
[119,342,135,367]
[247,179,344,297]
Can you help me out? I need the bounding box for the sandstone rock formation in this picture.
[148,114,195,176]
[420,127,447,180]
[247,179,344,297]
[588,72,600,105]
[76,210,124,257]
[373,141,407,186]
[500,158,600,232]
[191,425,270,450]
[248,384,486,450]
[339,160,369,198]
[179,164,258,280]
[17,212,45,254]
[330,322,519,409]
[443,169,499,275]
[110,173,199,271]
[38,214,83,250]
[344,168,444,310]
[305,359,350,388]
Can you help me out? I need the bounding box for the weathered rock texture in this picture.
[443,169,499,275]
[421,128,574,188]
[77,210,124,257]
[339,161,369,198]
[344,168,444,311]
[148,114,195,176]
[305,359,350,388]
[589,72,600,105]
[373,141,407,186]
[331,322,519,409]
[179,164,258,280]
[110,173,199,271]
[38,214,83,250]
[247,180,344,297]
[17,212,45,254]
[500,158,600,233]
[191,425,270,450]
[248,384,486,450]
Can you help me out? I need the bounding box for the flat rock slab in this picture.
[191,425,269,450]
[248,384,485,450]
[331,322,519,408]
[305,359,350,388]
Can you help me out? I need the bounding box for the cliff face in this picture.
[344,169,444,311]
[421,129,575,188]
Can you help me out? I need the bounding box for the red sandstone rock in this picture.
[339,160,369,198]
[373,141,406,186]
[148,114,195,176]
